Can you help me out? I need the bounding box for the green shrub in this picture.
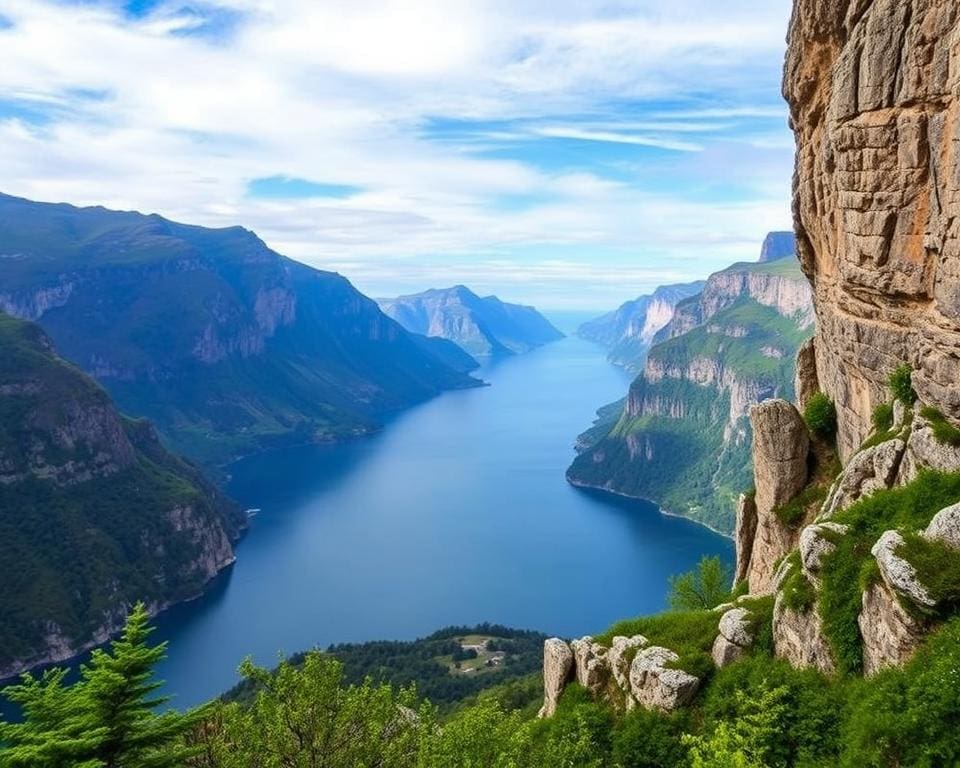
[804,392,837,439]
[667,556,733,611]
[780,552,817,613]
[920,406,960,447]
[872,402,894,432]
[611,708,691,768]
[889,364,917,406]
[841,618,960,767]
[775,482,829,528]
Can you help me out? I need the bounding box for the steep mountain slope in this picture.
[759,231,796,262]
[577,281,705,371]
[379,285,564,358]
[568,254,813,533]
[0,194,479,465]
[0,312,244,678]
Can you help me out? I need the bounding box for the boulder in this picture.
[772,590,836,674]
[718,607,754,648]
[898,410,960,484]
[570,636,609,695]
[734,492,758,585]
[538,638,574,718]
[747,400,811,594]
[799,522,849,581]
[923,502,960,550]
[608,635,647,693]
[859,581,927,676]
[711,634,746,668]
[821,440,905,518]
[872,531,936,609]
[628,647,699,711]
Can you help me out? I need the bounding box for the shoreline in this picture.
[565,477,735,540]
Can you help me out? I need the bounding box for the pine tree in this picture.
[0,603,203,768]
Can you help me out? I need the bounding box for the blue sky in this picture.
[0,0,795,309]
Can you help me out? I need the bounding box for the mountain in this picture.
[577,281,706,371]
[378,286,564,358]
[759,231,796,262]
[0,194,480,466]
[0,312,244,678]
[567,253,814,533]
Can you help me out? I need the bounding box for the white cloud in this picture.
[0,0,795,308]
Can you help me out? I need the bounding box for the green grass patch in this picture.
[897,534,960,611]
[920,407,960,447]
[804,392,837,439]
[780,552,817,613]
[816,471,960,675]
[872,403,894,432]
[740,595,775,657]
[595,610,719,681]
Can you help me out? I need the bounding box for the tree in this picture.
[667,556,732,611]
[0,603,202,768]
[889,364,916,406]
[804,392,837,439]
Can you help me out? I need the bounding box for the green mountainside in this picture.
[0,312,244,678]
[568,257,813,534]
[0,193,480,466]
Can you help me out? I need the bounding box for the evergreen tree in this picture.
[0,603,202,768]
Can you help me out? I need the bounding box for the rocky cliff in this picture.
[578,281,705,371]
[568,253,813,533]
[0,193,480,466]
[0,312,243,678]
[379,285,563,359]
[784,0,960,461]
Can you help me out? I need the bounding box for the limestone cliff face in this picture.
[785,0,960,460]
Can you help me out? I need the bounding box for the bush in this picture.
[920,406,960,447]
[889,364,917,406]
[872,402,894,432]
[611,708,690,768]
[667,556,733,612]
[804,392,837,439]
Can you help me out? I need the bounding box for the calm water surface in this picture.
[123,322,732,708]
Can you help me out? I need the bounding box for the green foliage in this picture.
[889,364,917,406]
[701,655,845,767]
[779,553,816,613]
[225,624,546,712]
[920,407,960,447]
[818,471,960,674]
[611,708,690,768]
[872,403,894,433]
[667,556,733,611]
[0,604,202,768]
[897,534,960,610]
[803,392,837,439]
[597,610,719,681]
[685,682,791,768]
[841,617,960,767]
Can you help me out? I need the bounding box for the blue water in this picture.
[4,321,732,714]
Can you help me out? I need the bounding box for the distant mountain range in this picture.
[568,234,813,534]
[0,311,245,678]
[0,193,480,466]
[577,281,705,371]
[379,285,564,359]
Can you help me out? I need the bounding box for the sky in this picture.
[0,0,796,310]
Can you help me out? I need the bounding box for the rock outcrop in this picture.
[745,400,811,593]
[898,408,960,483]
[712,607,756,668]
[821,439,906,517]
[538,634,699,717]
[793,338,819,412]
[539,639,575,718]
[859,581,928,676]
[785,0,960,462]
[734,493,759,584]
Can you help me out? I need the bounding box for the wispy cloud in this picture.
[0,0,795,308]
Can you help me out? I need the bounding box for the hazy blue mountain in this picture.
[759,231,797,262]
[578,281,705,371]
[0,311,244,678]
[0,193,480,465]
[379,285,564,358]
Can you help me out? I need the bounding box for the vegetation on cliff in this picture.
[0,313,242,677]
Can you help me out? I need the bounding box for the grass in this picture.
[815,471,960,675]
[740,595,775,656]
[595,610,720,681]
[897,534,960,612]
[872,403,894,432]
[774,446,841,528]
[920,407,960,447]
[780,552,816,612]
